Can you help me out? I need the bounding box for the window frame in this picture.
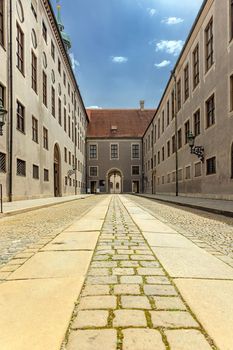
[193,44,200,89]
[31,50,37,93]
[184,64,189,101]
[32,116,38,143]
[110,143,119,160]
[16,23,24,75]
[206,156,216,175]
[89,144,97,160]
[0,0,5,47]
[206,94,215,128]
[194,109,201,136]
[16,100,25,134]
[131,165,140,176]
[205,17,214,72]
[131,143,140,160]
[43,126,48,150]
[42,71,47,107]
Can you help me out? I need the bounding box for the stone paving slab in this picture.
[122,328,165,350]
[174,279,233,350]
[65,219,103,232]
[41,231,99,251]
[165,329,212,350]
[0,278,84,350]
[152,246,233,279]
[143,232,195,248]
[7,251,93,280]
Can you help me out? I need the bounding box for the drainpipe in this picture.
[8,0,13,202]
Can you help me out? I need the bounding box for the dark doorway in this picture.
[91,181,97,194]
[132,181,140,193]
[54,144,61,197]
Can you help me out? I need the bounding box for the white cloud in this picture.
[147,8,157,17]
[69,52,80,71]
[111,56,128,63]
[86,106,102,109]
[155,40,184,56]
[161,17,184,25]
[154,60,171,68]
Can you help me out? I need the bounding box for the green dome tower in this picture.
[56,0,72,51]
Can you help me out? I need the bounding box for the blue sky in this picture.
[51,0,204,109]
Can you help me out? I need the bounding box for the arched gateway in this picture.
[54,144,61,197]
[106,168,123,194]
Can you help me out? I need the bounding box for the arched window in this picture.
[231,143,233,178]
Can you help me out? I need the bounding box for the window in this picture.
[68,151,71,165]
[42,21,47,43]
[231,0,233,40]
[177,79,181,111]
[206,94,215,128]
[68,116,71,137]
[162,147,165,161]
[178,169,183,181]
[51,40,55,60]
[172,135,176,153]
[31,0,37,19]
[111,144,118,159]
[230,74,233,111]
[158,151,160,165]
[58,98,62,125]
[193,44,199,89]
[185,166,191,180]
[184,120,190,144]
[90,166,98,177]
[171,90,175,119]
[64,108,67,132]
[0,152,6,173]
[194,109,201,136]
[0,83,5,106]
[158,119,160,138]
[231,143,233,178]
[31,51,37,93]
[167,140,170,158]
[51,87,55,117]
[64,147,67,162]
[16,101,25,133]
[0,0,4,47]
[154,125,157,143]
[195,162,202,177]
[206,156,216,175]
[184,64,189,101]
[16,23,24,74]
[132,166,140,175]
[33,164,39,179]
[167,100,170,126]
[89,144,97,159]
[58,58,61,74]
[42,71,47,106]
[162,111,165,133]
[43,127,48,150]
[132,144,140,159]
[63,72,66,86]
[44,169,49,182]
[178,128,182,149]
[32,116,38,143]
[16,158,26,176]
[68,83,70,96]
[205,18,214,72]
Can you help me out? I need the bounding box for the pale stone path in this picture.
[64,196,215,350]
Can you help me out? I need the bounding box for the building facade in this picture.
[86,107,154,194]
[143,0,233,200]
[0,0,88,201]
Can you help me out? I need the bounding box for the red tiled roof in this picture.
[87,109,155,138]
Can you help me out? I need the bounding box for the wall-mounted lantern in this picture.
[187,132,204,162]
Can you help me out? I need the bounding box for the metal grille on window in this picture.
[17,159,26,176]
[0,152,6,173]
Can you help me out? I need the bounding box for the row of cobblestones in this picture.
[0,196,107,267]
[63,196,215,350]
[127,195,233,266]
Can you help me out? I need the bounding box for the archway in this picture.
[54,144,61,197]
[106,168,123,194]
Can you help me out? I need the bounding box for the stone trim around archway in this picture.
[106,168,124,193]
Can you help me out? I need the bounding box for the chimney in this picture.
[140,100,145,110]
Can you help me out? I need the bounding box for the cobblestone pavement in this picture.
[126,195,233,265]
[0,195,107,267]
[63,196,215,350]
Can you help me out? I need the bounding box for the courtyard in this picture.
[0,194,233,349]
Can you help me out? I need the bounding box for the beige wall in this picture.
[0,0,87,201]
[143,0,233,200]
